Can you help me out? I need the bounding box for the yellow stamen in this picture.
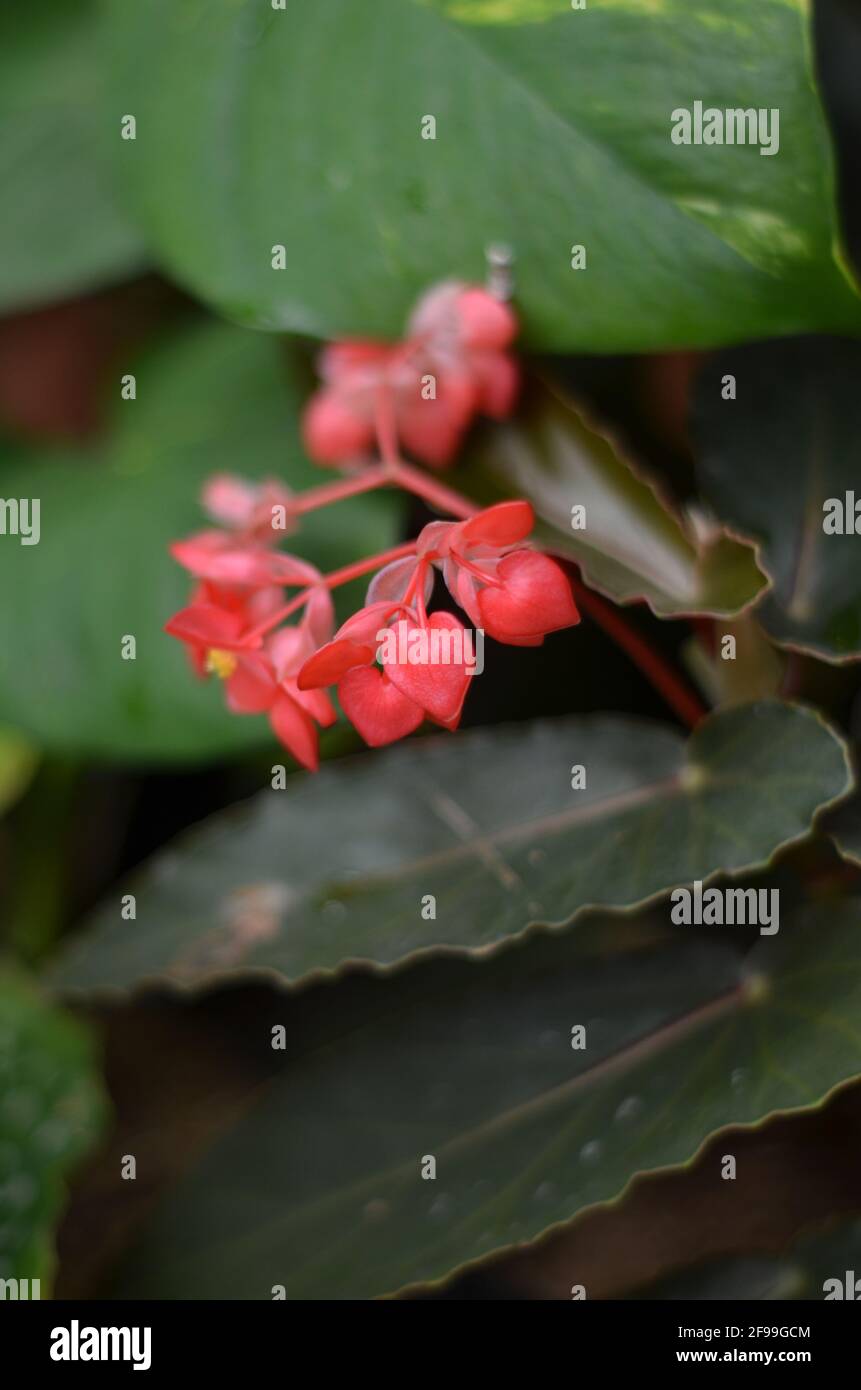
[206,648,238,679]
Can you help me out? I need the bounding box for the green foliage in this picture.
[0,0,145,311]
[95,0,860,349]
[693,338,861,660]
[0,730,38,815]
[0,322,400,761]
[461,381,767,616]
[53,701,849,992]
[87,890,861,1298]
[4,0,861,1303]
[0,974,106,1287]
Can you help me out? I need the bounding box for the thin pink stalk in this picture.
[243,541,418,644]
[286,465,390,515]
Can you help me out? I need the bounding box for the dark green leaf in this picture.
[824,790,861,866]
[461,380,768,617]
[101,891,861,1299]
[692,337,861,661]
[52,701,850,993]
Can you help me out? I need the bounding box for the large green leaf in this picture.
[0,321,399,761]
[52,701,850,993]
[0,973,106,1287]
[0,0,145,311]
[692,337,861,661]
[461,381,767,617]
[97,889,861,1299]
[99,0,861,350]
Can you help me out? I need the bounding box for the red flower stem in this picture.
[374,389,479,519]
[374,384,402,471]
[242,542,418,644]
[568,576,707,730]
[389,460,479,519]
[286,465,390,515]
[320,541,418,591]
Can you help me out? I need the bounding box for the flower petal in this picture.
[460,501,534,549]
[164,603,248,649]
[477,550,579,641]
[269,693,320,771]
[366,556,427,606]
[382,613,472,724]
[302,389,375,464]
[225,652,278,713]
[297,637,374,689]
[338,666,424,748]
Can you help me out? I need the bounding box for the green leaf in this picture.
[98,890,861,1299]
[824,791,861,867]
[0,321,400,761]
[628,1217,861,1300]
[0,729,38,816]
[0,973,106,1287]
[52,701,850,994]
[100,0,860,350]
[460,380,768,617]
[692,337,861,661]
[0,0,146,311]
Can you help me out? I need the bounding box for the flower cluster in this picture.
[165,281,581,769]
[165,477,338,770]
[298,502,579,746]
[302,282,519,469]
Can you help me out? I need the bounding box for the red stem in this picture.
[569,577,707,730]
[321,541,417,591]
[390,459,478,520]
[243,541,418,643]
[287,465,389,514]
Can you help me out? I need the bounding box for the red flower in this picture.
[171,473,307,588]
[170,532,318,588]
[165,575,337,770]
[298,595,473,748]
[302,284,519,470]
[418,501,581,644]
[297,501,579,750]
[202,473,297,541]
